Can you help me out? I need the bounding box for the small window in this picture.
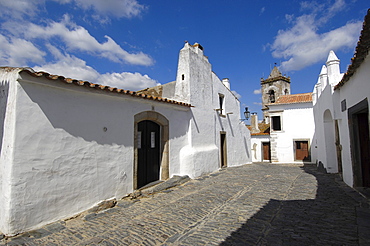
[284,89,289,95]
[269,90,275,103]
[271,116,281,131]
[182,74,185,80]
[219,94,225,115]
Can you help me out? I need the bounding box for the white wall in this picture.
[251,135,270,162]
[1,72,191,235]
[312,50,345,175]
[211,72,251,168]
[269,102,316,163]
[335,54,370,186]
[312,50,370,187]
[172,43,251,178]
[0,69,21,237]
[313,84,336,172]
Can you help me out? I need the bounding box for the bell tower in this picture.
[260,66,291,122]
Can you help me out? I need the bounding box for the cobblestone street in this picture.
[2,163,370,245]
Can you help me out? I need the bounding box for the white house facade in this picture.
[312,9,370,188]
[0,42,251,236]
[267,93,316,164]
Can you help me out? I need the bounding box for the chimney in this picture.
[222,78,230,89]
[250,113,260,134]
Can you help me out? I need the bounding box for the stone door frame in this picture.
[134,111,169,190]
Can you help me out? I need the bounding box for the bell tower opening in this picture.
[260,66,291,121]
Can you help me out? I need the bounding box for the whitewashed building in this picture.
[251,66,316,164]
[267,93,316,164]
[313,9,370,189]
[0,42,251,235]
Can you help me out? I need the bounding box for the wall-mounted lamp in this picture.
[241,107,250,121]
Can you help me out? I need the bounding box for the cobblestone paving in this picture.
[2,164,370,245]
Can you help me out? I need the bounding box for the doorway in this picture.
[262,142,271,162]
[334,120,343,175]
[348,99,370,187]
[220,132,227,168]
[295,140,310,161]
[137,120,161,189]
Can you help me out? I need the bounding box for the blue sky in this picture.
[0,0,368,119]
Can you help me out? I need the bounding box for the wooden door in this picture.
[357,113,370,187]
[335,120,343,175]
[220,133,227,168]
[295,141,309,161]
[137,120,160,189]
[262,142,271,161]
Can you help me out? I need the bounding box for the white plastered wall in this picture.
[335,54,370,187]
[251,135,270,162]
[172,43,251,178]
[0,72,191,235]
[269,102,316,163]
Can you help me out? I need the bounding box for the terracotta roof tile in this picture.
[251,132,270,136]
[268,93,313,105]
[247,122,270,136]
[335,9,370,90]
[13,68,192,107]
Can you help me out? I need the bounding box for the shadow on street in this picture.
[220,165,365,245]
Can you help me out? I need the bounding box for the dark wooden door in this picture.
[262,142,271,161]
[295,141,309,161]
[220,133,227,168]
[137,120,160,189]
[357,113,370,187]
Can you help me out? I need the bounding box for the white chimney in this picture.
[222,78,230,89]
[251,113,260,134]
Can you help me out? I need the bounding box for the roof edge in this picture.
[335,9,370,90]
[0,67,192,107]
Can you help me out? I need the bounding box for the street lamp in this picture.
[243,107,250,120]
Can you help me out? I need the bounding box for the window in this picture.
[182,74,185,80]
[271,116,281,131]
[268,90,275,103]
[284,89,289,95]
[219,94,225,115]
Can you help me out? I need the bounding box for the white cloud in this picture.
[66,0,147,19]
[0,0,146,20]
[33,46,158,91]
[0,34,46,66]
[0,0,43,18]
[253,89,261,94]
[260,7,265,16]
[16,16,154,66]
[98,72,158,90]
[253,102,262,106]
[271,0,362,71]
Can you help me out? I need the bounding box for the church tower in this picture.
[260,66,291,122]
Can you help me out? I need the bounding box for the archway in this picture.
[134,111,169,189]
[323,109,338,173]
[268,90,275,103]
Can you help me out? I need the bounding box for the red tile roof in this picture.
[251,132,270,136]
[335,9,370,90]
[269,93,313,105]
[9,68,192,107]
[247,123,270,136]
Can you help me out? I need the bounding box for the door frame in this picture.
[293,139,311,162]
[134,111,169,190]
[348,98,370,187]
[220,131,227,168]
[262,142,271,162]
